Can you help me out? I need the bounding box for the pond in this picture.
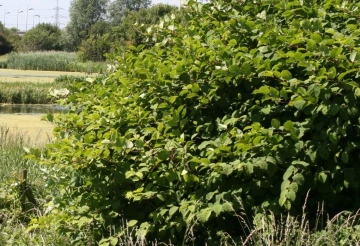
[0,104,68,114]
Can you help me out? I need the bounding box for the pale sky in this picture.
[0,0,180,31]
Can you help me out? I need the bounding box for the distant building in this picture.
[17,31,26,36]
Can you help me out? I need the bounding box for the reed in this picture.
[5,51,107,73]
[0,82,68,104]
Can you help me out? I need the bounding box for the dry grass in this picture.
[0,114,53,146]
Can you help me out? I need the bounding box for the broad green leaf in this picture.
[338,69,357,81]
[318,172,327,184]
[45,113,54,122]
[344,180,350,188]
[169,96,178,104]
[329,132,338,144]
[350,50,357,62]
[307,84,321,98]
[183,174,199,182]
[127,220,138,227]
[158,150,170,160]
[271,119,280,129]
[211,203,223,216]
[289,182,298,193]
[281,70,292,80]
[286,190,296,202]
[259,71,274,77]
[169,206,178,217]
[284,200,292,210]
[257,86,270,95]
[229,65,241,76]
[281,179,291,190]
[181,169,188,175]
[292,173,305,185]
[341,151,349,164]
[283,120,294,131]
[307,40,316,51]
[253,136,263,145]
[355,88,360,97]
[292,160,309,167]
[279,196,287,206]
[110,237,119,246]
[125,139,134,149]
[283,166,295,180]
[240,63,252,76]
[293,98,306,110]
[311,33,322,42]
[261,106,271,114]
[328,67,337,79]
[198,208,212,222]
[329,47,342,58]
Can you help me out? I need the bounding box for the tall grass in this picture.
[0,55,7,69]
[0,126,70,245]
[0,82,67,104]
[5,51,107,73]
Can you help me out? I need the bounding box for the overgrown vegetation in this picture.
[0,81,69,104]
[23,0,360,244]
[0,128,359,245]
[5,51,106,72]
[0,126,70,245]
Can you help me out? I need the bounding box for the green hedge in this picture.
[30,0,360,244]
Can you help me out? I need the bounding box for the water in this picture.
[0,104,68,114]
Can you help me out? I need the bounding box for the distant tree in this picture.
[19,23,63,51]
[77,21,112,61]
[0,24,20,54]
[67,0,109,50]
[107,0,151,26]
[0,34,12,55]
[113,4,180,47]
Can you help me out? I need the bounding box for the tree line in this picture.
[0,0,183,62]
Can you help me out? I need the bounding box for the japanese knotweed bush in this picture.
[31,0,360,243]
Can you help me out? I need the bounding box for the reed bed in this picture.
[5,51,107,73]
[0,82,67,104]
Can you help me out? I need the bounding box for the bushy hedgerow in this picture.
[30,0,360,243]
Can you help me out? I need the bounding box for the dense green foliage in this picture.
[30,0,360,244]
[113,4,180,47]
[1,130,360,245]
[107,0,151,26]
[0,35,12,56]
[0,24,15,55]
[6,52,106,73]
[67,0,109,50]
[19,24,63,52]
[76,4,180,61]
[77,21,112,61]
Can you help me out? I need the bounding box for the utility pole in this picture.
[55,0,60,27]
